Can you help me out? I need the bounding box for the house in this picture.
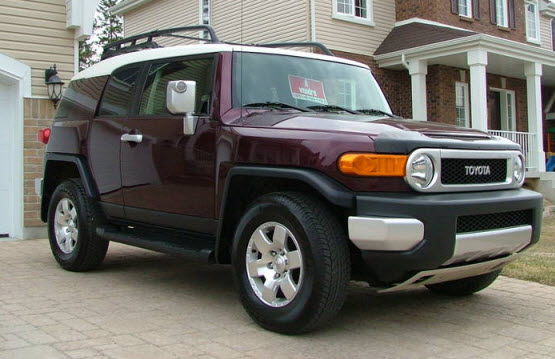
[0,0,98,239]
[113,0,555,177]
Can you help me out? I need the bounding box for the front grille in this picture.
[456,210,533,234]
[441,158,507,185]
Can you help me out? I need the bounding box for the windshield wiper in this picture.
[356,108,400,118]
[243,102,311,112]
[307,105,360,114]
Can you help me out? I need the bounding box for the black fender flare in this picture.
[214,166,355,263]
[41,153,99,222]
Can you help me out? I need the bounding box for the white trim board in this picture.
[0,53,32,239]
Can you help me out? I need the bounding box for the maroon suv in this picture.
[37,26,543,334]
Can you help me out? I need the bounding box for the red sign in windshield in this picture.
[288,75,328,105]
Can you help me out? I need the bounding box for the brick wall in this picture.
[396,0,532,46]
[24,99,54,228]
[332,50,413,118]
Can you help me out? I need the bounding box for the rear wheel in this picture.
[47,179,109,271]
[425,270,501,296]
[232,192,350,334]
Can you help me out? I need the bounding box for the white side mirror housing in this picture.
[166,80,196,114]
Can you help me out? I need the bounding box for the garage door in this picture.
[0,82,14,237]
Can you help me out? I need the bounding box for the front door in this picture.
[488,89,516,131]
[120,56,217,232]
[0,81,14,236]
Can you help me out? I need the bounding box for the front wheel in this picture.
[47,179,109,271]
[425,270,502,296]
[232,192,350,334]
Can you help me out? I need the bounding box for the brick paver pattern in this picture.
[1,239,555,359]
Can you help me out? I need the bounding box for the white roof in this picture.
[72,44,369,81]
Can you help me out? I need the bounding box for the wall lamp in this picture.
[45,64,65,109]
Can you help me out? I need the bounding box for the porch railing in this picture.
[487,130,538,171]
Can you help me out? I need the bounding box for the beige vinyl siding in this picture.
[124,0,200,46]
[0,0,75,97]
[540,16,553,50]
[315,0,395,56]
[212,0,310,43]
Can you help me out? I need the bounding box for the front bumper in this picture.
[349,188,543,284]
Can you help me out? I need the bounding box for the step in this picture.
[96,225,215,261]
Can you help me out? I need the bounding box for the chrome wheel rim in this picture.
[54,198,79,254]
[246,222,304,308]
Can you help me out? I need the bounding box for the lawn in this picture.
[502,214,555,286]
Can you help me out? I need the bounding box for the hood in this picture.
[241,111,521,153]
[242,111,490,138]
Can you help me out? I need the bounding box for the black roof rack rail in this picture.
[101,25,220,60]
[255,42,334,56]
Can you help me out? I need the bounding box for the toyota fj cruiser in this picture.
[37,26,543,334]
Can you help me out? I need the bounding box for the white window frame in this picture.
[525,0,541,43]
[496,0,509,28]
[459,0,473,18]
[332,0,374,27]
[455,82,470,128]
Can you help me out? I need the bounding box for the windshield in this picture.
[232,52,391,115]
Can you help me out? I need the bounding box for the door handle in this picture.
[121,134,143,143]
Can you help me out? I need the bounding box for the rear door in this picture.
[120,56,217,233]
[88,65,143,218]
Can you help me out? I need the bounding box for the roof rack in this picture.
[255,42,334,56]
[101,25,335,60]
[101,25,220,60]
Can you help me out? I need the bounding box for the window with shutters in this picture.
[333,0,374,26]
[459,0,472,18]
[452,0,480,20]
[525,1,540,43]
[496,0,509,27]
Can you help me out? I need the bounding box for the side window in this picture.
[139,58,214,116]
[98,67,141,116]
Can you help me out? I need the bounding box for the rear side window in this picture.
[98,66,141,116]
[55,77,108,119]
[139,58,214,116]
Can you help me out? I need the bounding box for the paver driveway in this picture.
[1,239,555,359]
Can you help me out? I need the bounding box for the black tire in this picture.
[232,192,350,334]
[47,179,109,271]
[425,270,502,296]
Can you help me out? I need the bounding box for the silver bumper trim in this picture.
[443,225,532,266]
[348,216,424,251]
[376,254,519,293]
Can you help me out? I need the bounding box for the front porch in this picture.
[375,23,555,175]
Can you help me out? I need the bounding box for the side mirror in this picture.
[166,80,197,135]
[167,80,196,114]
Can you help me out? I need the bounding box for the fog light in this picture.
[407,154,434,189]
[514,155,525,184]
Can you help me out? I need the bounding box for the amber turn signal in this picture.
[338,153,408,177]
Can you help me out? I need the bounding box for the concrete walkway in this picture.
[1,239,555,359]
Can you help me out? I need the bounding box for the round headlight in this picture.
[514,155,525,184]
[407,154,434,189]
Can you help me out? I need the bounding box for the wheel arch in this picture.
[41,153,99,222]
[215,166,354,264]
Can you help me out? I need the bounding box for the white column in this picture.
[409,59,428,121]
[524,62,546,172]
[467,49,488,132]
